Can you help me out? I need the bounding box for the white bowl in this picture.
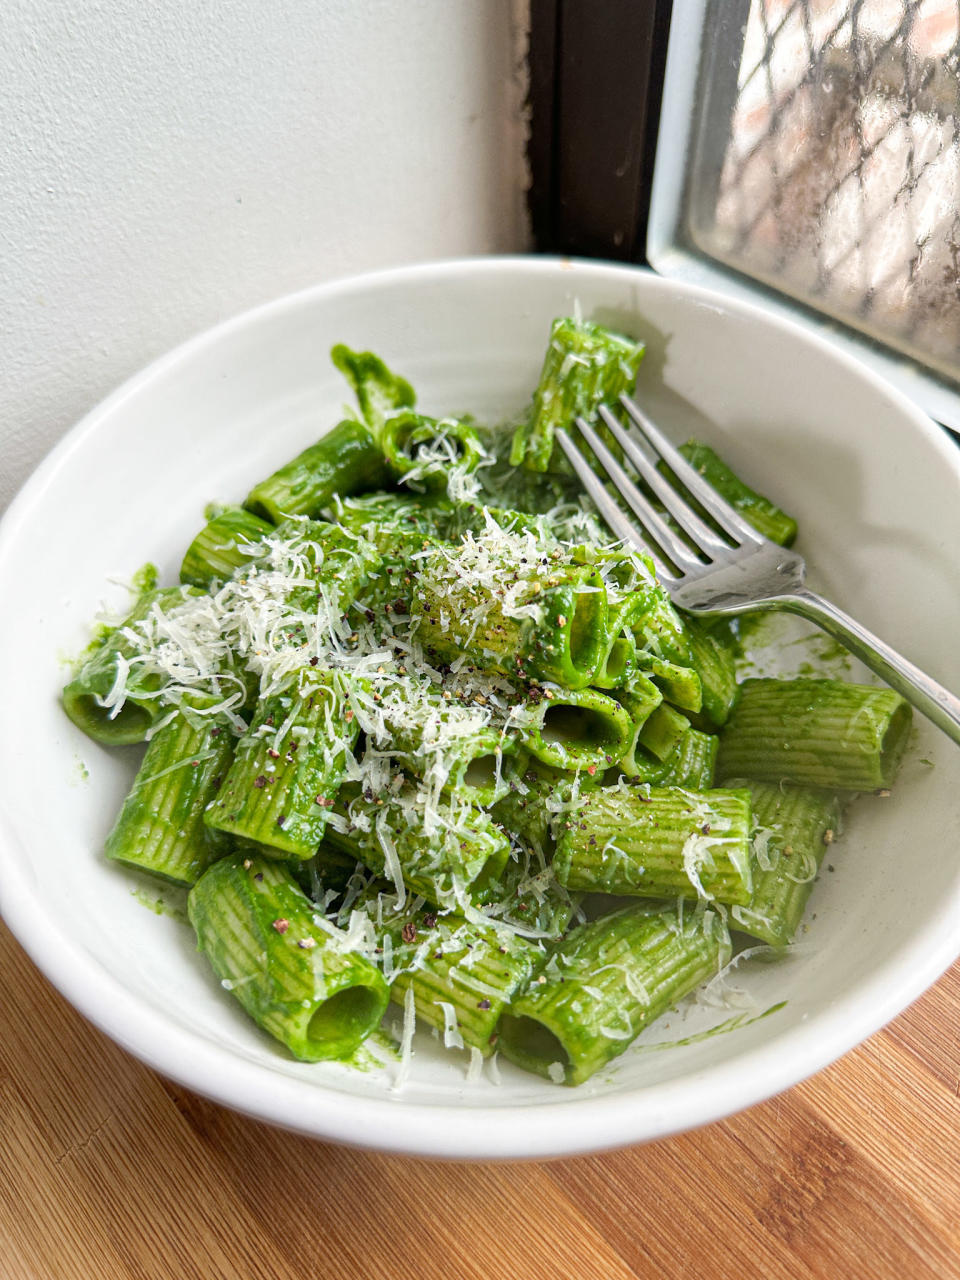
[1,257,959,1159]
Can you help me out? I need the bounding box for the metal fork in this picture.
[555,395,960,746]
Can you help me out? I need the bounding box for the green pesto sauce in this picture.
[731,611,782,654]
[71,756,89,784]
[132,885,188,923]
[130,562,159,595]
[336,1030,400,1071]
[798,634,852,670]
[734,613,852,679]
[635,1000,787,1055]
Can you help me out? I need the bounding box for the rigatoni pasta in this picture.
[552,784,754,905]
[730,781,844,947]
[499,903,730,1085]
[62,315,912,1087]
[105,701,235,885]
[717,677,911,790]
[188,855,389,1062]
[205,669,360,860]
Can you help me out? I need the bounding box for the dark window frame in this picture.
[527,0,674,264]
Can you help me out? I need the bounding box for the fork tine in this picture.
[618,395,765,546]
[596,405,733,558]
[572,416,704,573]
[554,429,678,580]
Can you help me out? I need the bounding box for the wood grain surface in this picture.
[2,916,958,1280]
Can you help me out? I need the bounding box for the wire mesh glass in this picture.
[686,0,960,385]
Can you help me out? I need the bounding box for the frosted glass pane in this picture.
[687,0,960,385]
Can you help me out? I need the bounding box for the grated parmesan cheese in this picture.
[392,984,417,1092]
[434,1000,465,1051]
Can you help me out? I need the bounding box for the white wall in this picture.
[0,0,530,511]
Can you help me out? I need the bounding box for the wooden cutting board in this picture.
[1,917,958,1280]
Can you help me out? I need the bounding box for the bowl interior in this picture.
[1,258,959,1157]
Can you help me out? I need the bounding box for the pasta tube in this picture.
[641,655,703,713]
[379,411,485,491]
[509,316,645,472]
[105,704,234,885]
[683,615,739,728]
[332,491,456,545]
[621,725,718,790]
[633,702,690,761]
[205,670,359,859]
[522,687,633,772]
[188,856,389,1062]
[411,536,608,689]
[673,440,798,547]
[592,630,637,689]
[717,678,912,790]
[180,505,273,588]
[244,420,388,523]
[731,781,844,946]
[62,585,201,745]
[366,899,538,1056]
[325,784,512,906]
[553,783,754,905]
[499,902,730,1084]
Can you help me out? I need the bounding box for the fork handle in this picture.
[777,588,960,746]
